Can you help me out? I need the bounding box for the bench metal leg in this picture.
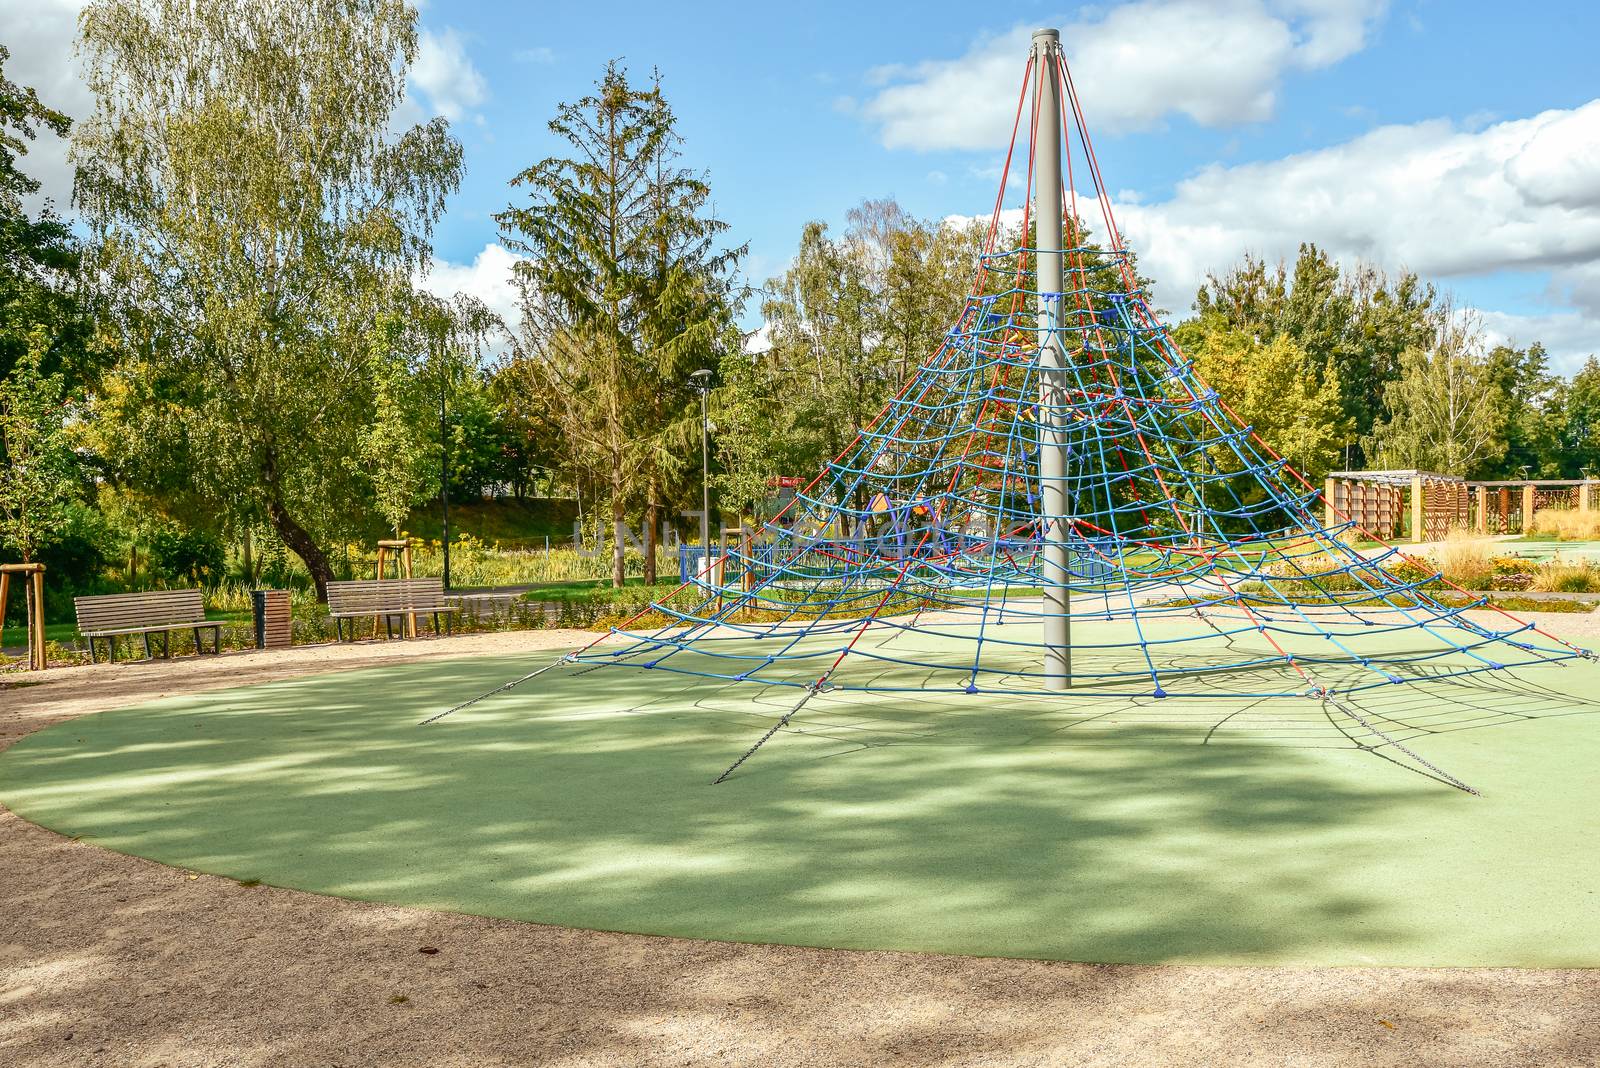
[142,633,153,660]
[87,637,98,664]
[108,635,117,663]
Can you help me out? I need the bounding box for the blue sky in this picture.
[9,1,1600,369]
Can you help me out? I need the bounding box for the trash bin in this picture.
[251,589,292,649]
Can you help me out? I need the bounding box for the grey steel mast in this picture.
[1033,28,1071,690]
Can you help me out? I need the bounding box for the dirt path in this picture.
[3,628,1598,1067]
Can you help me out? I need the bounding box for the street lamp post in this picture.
[439,344,452,591]
[689,369,715,561]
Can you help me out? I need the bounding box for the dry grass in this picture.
[1531,556,1600,593]
[1529,509,1600,541]
[1433,529,1496,589]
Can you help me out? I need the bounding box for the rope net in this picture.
[555,47,1585,722]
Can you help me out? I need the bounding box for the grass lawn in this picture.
[402,498,579,549]
[520,577,683,605]
[1,622,81,647]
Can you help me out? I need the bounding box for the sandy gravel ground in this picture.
[3,622,1598,1067]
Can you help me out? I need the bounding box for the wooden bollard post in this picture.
[374,538,416,639]
[1522,484,1536,535]
[0,562,48,670]
[1410,474,1425,544]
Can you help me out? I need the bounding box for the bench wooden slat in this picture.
[72,587,220,662]
[325,578,459,639]
[75,589,207,631]
[326,578,453,613]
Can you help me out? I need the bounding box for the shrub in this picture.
[0,503,118,621]
[147,528,226,587]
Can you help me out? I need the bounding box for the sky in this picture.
[7,0,1600,371]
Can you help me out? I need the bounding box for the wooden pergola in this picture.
[1324,471,1600,541]
[1324,470,1468,543]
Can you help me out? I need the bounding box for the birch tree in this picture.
[1367,302,1503,476]
[73,0,461,598]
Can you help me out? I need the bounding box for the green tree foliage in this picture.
[362,292,498,533]
[1193,244,1435,465]
[631,78,744,581]
[0,43,96,584]
[0,333,80,562]
[1366,305,1503,476]
[73,0,463,598]
[146,526,225,586]
[726,202,986,514]
[1172,321,1350,529]
[1484,341,1561,477]
[498,61,741,586]
[0,43,88,380]
[1551,358,1600,478]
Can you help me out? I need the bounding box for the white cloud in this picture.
[1504,103,1600,212]
[1,0,91,213]
[420,242,525,333]
[743,321,774,356]
[410,27,488,123]
[950,97,1600,370]
[1109,100,1600,310]
[1480,308,1599,369]
[1280,0,1390,68]
[861,1,1388,150]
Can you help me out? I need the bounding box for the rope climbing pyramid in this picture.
[432,29,1588,791]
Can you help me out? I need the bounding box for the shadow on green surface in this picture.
[2,652,1597,966]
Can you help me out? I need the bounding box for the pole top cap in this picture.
[1031,27,1060,41]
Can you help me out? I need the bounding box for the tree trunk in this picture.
[266,497,333,602]
[643,475,659,586]
[610,484,626,590]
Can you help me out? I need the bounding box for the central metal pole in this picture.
[1034,27,1071,690]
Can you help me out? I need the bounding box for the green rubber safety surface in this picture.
[3,627,1599,967]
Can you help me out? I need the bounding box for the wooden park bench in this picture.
[325,577,459,641]
[74,589,223,663]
